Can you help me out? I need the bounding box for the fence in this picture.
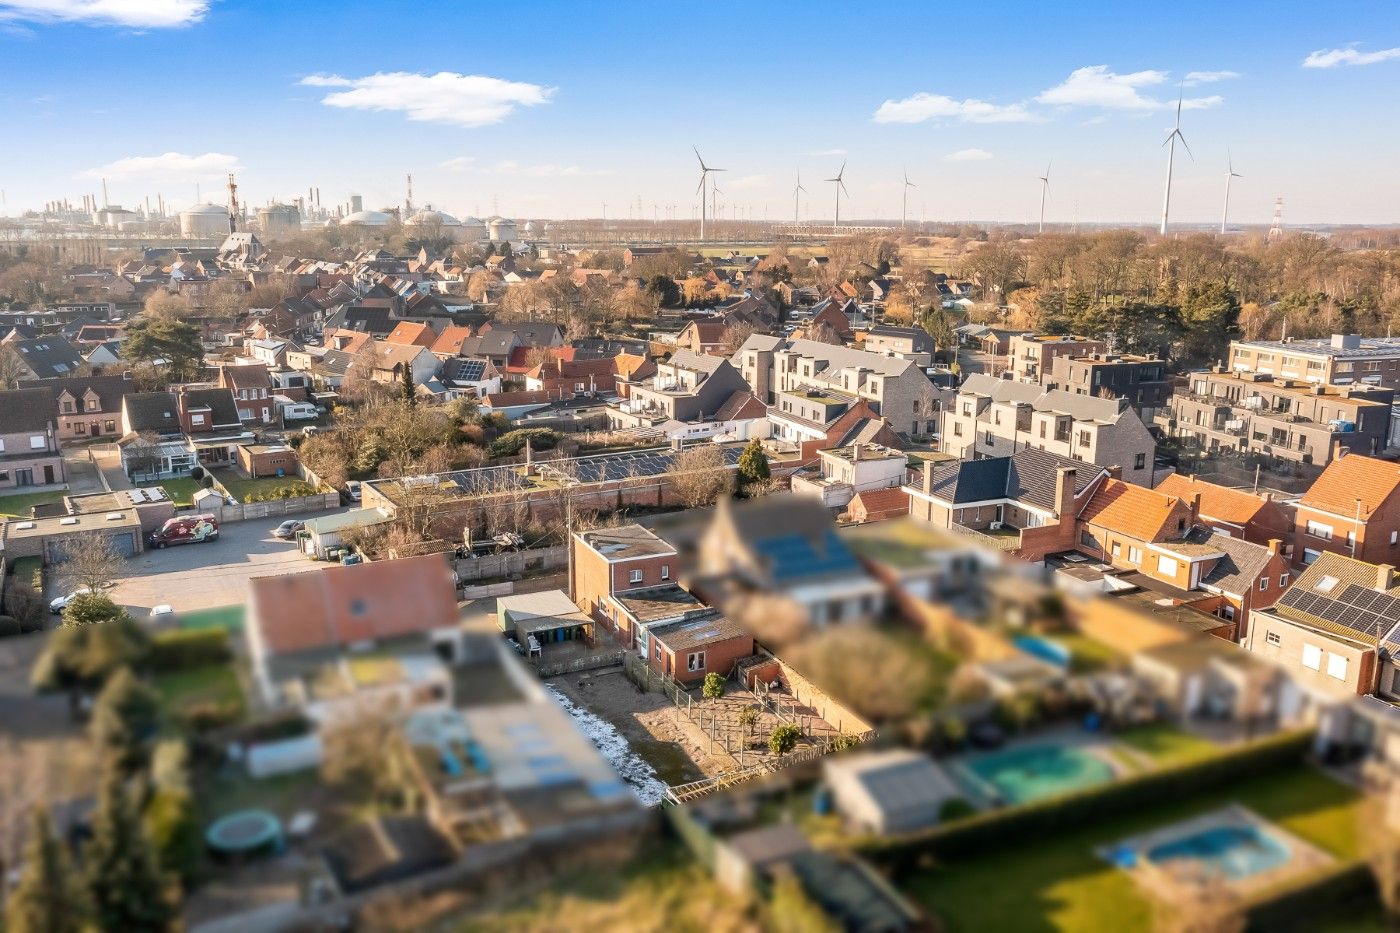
[453,545,568,583]
[532,649,624,678]
[197,490,342,524]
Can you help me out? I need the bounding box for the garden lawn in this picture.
[152,664,244,718]
[141,477,201,507]
[1115,723,1223,766]
[213,469,315,503]
[0,489,67,518]
[179,604,245,633]
[901,765,1361,933]
[1049,632,1121,673]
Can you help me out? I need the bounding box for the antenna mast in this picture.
[227,173,239,234]
[1267,197,1283,243]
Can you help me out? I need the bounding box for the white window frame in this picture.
[1327,652,1348,681]
[1128,546,1142,564]
[1306,520,1333,541]
[660,565,670,580]
[28,435,44,450]
[1259,578,1269,592]
[687,651,706,672]
[1157,555,1179,577]
[629,569,643,584]
[1302,643,1323,671]
[1265,631,1281,646]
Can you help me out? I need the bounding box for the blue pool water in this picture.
[962,744,1114,804]
[1146,825,1291,880]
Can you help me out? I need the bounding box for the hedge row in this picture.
[1243,860,1375,931]
[148,629,232,673]
[862,729,1314,868]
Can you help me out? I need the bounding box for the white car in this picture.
[346,480,362,502]
[149,605,177,626]
[50,587,98,614]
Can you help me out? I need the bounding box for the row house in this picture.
[0,388,66,490]
[218,364,275,425]
[791,443,908,513]
[1006,334,1106,384]
[1228,333,1400,391]
[1292,452,1400,569]
[119,387,249,479]
[22,373,132,442]
[1159,370,1391,471]
[734,335,943,439]
[1154,474,1294,547]
[943,374,1157,487]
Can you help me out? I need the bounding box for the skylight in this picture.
[1316,575,1340,594]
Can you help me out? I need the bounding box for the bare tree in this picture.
[0,345,30,389]
[722,321,755,354]
[56,533,126,594]
[121,431,163,483]
[670,444,731,509]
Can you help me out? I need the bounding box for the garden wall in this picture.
[453,545,568,583]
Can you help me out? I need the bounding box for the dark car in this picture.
[273,520,305,540]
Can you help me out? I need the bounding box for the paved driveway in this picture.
[95,509,349,616]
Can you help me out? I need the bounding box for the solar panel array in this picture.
[445,358,486,383]
[542,446,743,485]
[766,527,861,583]
[1278,582,1400,640]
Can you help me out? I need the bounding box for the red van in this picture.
[149,514,219,549]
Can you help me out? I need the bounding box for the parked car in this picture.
[346,480,362,502]
[50,586,98,614]
[149,605,177,627]
[273,520,305,540]
[148,514,219,549]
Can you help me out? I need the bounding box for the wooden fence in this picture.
[532,649,624,678]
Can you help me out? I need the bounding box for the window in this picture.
[61,401,73,413]
[74,423,86,435]
[1111,542,1122,557]
[660,564,670,580]
[1302,643,1322,671]
[1039,422,1047,439]
[1303,548,1322,565]
[953,423,963,437]
[629,569,643,584]
[1392,531,1398,545]
[191,414,205,426]
[104,420,115,433]
[1134,453,1146,470]
[1157,555,1179,577]
[654,642,662,661]
[1279,574,1289,588]
[687,651,706,672]
[985,432,995,445]
[1266,631,1281,646]
[1259,578,1269,592]
[1327,653,1348,681]
[1129,546,1142,563]
[1077,430,1091,448]
[28,435,44,450]
[1306,520,1333,541]
[86,399,98,411]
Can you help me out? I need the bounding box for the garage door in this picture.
[46,531,137,563]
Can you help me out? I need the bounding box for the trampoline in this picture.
[205,809,285,857]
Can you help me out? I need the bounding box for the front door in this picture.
[90,421,101,436]
[42,465,55,485]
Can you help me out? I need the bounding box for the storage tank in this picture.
[257,203,301,235]
[342,209,393,228]
[487,216,517,243]
[180,203,230,237]
[97,207,137,229]
[460,216,489,243]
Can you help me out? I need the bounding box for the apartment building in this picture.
[1006,334,1106,384]
[607,350,750,430]
[733,335,943,438]
[1229,333,1400,390]
[861,326,934,367]
[942,374,1156,487]
[1045,353,1173,420]
[1160,370,1391,470]
[791,443,908,512]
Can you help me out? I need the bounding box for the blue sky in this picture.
[1,0,1398,225]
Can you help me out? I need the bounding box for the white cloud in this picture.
[874,92,1035,124]
[80,151,239,180]
[0,0,206,27]
[441,157,609,177]
[1183,70,1240,85]
[1303,46,1400,68]
[1036,65,1221,111]
[945,148,993,162]
[727,174,769,190]
[299,71,554,128]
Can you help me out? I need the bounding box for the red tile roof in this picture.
[850,487,909,521]
[1078,478,1187,542]
[430,325,476,356]
[249,555,459,656]
[1300,454,1400,517]
[1154,474,1265,525]
[385,321,438,348]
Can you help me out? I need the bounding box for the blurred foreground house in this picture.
[822,748,961,836]
[0,387,65,490]
[791,442,907,514]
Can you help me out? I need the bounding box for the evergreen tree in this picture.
[736,439,770,493]
[400,364,416,407]
[6,806,90,933]
[85,769,176,932]
[89,667,161,773]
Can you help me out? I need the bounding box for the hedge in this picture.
[862,729,1314,869]
[148,629,232,673]
[1243,860,1376,931]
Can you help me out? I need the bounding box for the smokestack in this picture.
[101,177,108,208]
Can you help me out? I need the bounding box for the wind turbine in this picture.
[902,168,916,228]
[826,160,848,233]
[1037,161,1052,234]
[1159,87,1193,236]
[793,169,806,223]
[1220,149,1242,235]
[693,146,725,240]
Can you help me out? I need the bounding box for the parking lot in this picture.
[60,509,350,617]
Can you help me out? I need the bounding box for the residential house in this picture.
[3,336,85,380]
[523,355,621,398]
[734,335,944,439]
[791,443,908,513]
[1045,353,1174,420]
[607,350,750,430]
[119,387,249,478]
[21,373,132,442]
[1154,474,1294,547]
[694,494,886,627]
[385,321,438,349]
[861,326,934,367]
[429,324,478,358]
[218,364,275,426]
[85,341,123,368]
[907,448,1107,562]
[478,320,564,349]
[368,341,440,389]
[1006,334,1107,384]
[804,298,855,340]
[438,357,501,400]
[1293,453,1400,568]
[1163,370,1392,472]
[0,388,65,490]
[943,374,1157,487]
[674,320,730,356]
[244,555,463,719]
[245,337,303,369]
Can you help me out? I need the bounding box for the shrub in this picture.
[179,701,243,733]
[702,672,725,701]
[189,465,205,480]
[769,723,802,756]
[144,788,201,884]
[241,711,312,744]
[0,615,20,637]
[938,798,977,823]
[148,629,231,673]
[487,428,562,459]
[200,474,215,489]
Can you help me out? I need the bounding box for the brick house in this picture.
[218,364,275,426]
[237,442,301,478]
[0,387,65,490]
[1154,474,1294,548]
[1293,453,1400,568]
[571,524,681,624]
[22,373,131,442]
[674,320,729,356]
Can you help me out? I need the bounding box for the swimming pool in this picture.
[1147,824,1291,880]
[960,743,1114,805]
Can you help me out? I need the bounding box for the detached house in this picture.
[674,320,730,356]
[0,388,65,490]
[1293,453,1400,569]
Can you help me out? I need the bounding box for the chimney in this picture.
[1267,538,1282,556]
[523,436,533,474]
[922,459,936,494]
[1106,465,1123,481]
[1334,440,1347,461]
[1054,466,1077,517]
[1378,564,1396,592]
[852,444,861,463]
[1189,492,1202,526]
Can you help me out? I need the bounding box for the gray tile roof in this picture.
[1189,528,1274,596]
[926,447,1098,510]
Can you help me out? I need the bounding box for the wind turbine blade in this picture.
[1178,132,1194,161]
[838,159,847,178]
[840,180,849,196]
[696,175,706,196]
[693,146,705,170]
[712,167,727,173]
[1175,86,1184,125]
